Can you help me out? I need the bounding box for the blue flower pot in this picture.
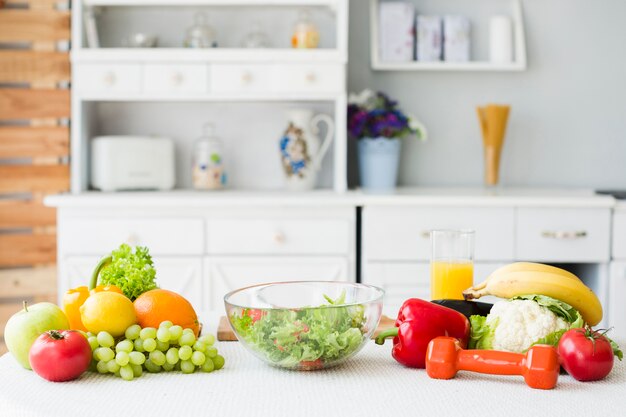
[357,137,401,191]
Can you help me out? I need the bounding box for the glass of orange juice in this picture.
[430,230,475,300]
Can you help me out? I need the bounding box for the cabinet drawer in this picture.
[60,217,204,255]
[612,210,626,259]
[144,64,208,94]
[74,64,141,94]
[363,207,514,261]
[210,64,272,93]
[205,256,349,310]
[516,208,610,262]
[207,216,351,255]
[363,262,503,316]
[275,64,344,94]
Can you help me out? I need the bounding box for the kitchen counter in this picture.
[1,314,624,417]
[45,187,615,208]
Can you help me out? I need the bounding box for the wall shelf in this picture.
[72,48,346,63]
[370,0,527,72]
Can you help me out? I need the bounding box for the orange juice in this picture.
[430,260,474,300]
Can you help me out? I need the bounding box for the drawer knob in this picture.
[171,72,184,86]
[273,232,285,244]
[305,72,317,83]
[103,72,116,86]
[241,72,253,84]
[541,230,587,240]
[420,230,431,239]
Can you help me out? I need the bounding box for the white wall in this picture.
[348,0,626,189]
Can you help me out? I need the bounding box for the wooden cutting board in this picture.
[217,315,395,341]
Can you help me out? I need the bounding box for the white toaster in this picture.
[90,136,176,191]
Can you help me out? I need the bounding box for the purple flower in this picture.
[346,91,417,139]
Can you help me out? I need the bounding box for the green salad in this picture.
[230,291,367,369]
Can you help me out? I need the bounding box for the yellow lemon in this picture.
[80,292,137,337]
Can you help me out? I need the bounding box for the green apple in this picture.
[4,302,70,369]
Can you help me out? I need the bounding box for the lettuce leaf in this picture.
[469,315,498,349]
[99,244,157,300]
[512,295,581,324]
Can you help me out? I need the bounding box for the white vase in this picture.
[279,109,334,191]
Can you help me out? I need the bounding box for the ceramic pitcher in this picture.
[279,109,334,191]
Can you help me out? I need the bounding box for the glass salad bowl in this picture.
[224,281,384,370]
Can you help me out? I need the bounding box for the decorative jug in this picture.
[279,109,334,191]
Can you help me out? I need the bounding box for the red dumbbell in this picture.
[425,337,560,390]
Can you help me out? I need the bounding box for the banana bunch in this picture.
[463,262,603,326]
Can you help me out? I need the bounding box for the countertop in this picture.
[1,314,624,417]
[44,187,616,208]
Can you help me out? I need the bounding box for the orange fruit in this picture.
[80,292,137,337]
[134,289,200,336]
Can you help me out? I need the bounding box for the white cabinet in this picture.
[205,256,349,310]
[516,208,611,262]
[363,206,515,261]
[74,64,141,95]
[144,64,208,95]
[60,217,204,255]
[609,262,626,341]
[59,256,203,310]
[364,262,503,316]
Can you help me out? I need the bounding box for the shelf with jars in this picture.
[71,0,349,193]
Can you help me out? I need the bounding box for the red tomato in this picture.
[29,330,92,382]
[558,328,614,382]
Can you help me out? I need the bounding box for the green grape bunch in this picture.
[86,321,225,381]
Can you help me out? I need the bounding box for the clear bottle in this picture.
[184,12,217,48]
[241,22,272,48]
[192,123,226,190]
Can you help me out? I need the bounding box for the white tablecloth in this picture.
[1,315,625,417]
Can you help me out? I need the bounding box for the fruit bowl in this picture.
[224,281,384,370]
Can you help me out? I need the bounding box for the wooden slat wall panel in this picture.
[0,51,70,84]
[0,234,56,267]
[0,11,70,42]
[0,200,56,228]
[0,267,57,299]
[0,165,69,193]
[0,90,70,120]
[0,126,69,158]
[3,0,68,6]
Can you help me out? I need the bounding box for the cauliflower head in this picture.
[469,295,583,353]
[487,300,569,352]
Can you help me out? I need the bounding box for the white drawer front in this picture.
[516,208,611,262]
[144,64,208,94]
[207,217,351,255]
[210,64,272,93]
[612,211,626,259]
[609,262,626,341]
[275,64,344,94]
[205,257,349,310]
[363,262,503,316]
[60,217,204,255]
[363,207,514,261]
[74,64,141,94]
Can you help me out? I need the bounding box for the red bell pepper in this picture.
[375,298,470,368]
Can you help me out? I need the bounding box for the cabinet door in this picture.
[205,257,349,311]
[363,262,504,317]
[609,262,626,341]
[59,256,203,311]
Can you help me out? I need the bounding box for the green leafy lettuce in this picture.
[99,244,157,300]
[469,295,583,351]
[230,291,367,368]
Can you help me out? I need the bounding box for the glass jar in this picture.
[192,123,226,190]
[291,9,320,49]
[184,12,217,48]
[241,22,271,48]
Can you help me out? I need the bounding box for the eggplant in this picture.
[431,299,493,318]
